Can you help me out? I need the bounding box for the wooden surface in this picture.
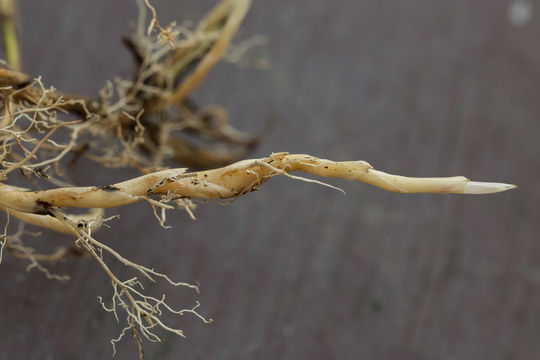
[1,0,539,359]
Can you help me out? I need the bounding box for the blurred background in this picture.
[1,0,539,359]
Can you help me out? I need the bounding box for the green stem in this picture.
[0,0,21,70]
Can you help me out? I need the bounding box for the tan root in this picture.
[0,152,515,223]
[0,0,254,355]
[0,0,516,357]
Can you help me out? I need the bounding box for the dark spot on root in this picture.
[36,200,52,207]
[99,185,120,192]
[204,174,208,177]
[13,80,31,90]
[324,166,328,169]
[33,167,49,179]
[35,200,54,216]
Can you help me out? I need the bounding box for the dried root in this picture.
[0,152,516,215]
[0,150,515,355]
[0,0,253,355]
[0,0,516,357]
[24,206,211,357]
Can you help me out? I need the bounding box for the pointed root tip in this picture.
[463,181,517,194]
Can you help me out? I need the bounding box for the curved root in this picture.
[0,152,515,218]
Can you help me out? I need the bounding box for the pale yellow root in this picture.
[166,0,251,104]
[0,153,515,217]
[0,206,104,234]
